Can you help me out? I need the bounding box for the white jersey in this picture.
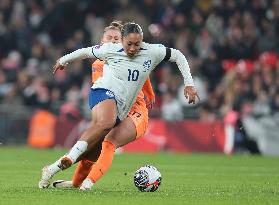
[59,42,194,120]
[91,42,166,120]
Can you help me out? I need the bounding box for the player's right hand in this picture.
[52,60,65,74]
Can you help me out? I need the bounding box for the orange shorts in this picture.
[128,99,148,139]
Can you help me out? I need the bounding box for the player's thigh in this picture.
[91,99,118,128]
[80,99,117,142]
[88,89,118,125]
[105,117,137,148]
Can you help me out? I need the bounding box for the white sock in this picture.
[48,157,65,175]
[80,178,94,189]
[65,140,88,163]
[46,141,88,175]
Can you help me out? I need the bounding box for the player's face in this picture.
[122,33,142,57]
[102,29,121,44]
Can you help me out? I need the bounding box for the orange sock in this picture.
[87,139,116,183]
[72,160,94,187]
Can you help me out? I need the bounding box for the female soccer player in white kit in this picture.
[39,22,199,190]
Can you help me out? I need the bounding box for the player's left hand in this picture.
[145,98,155,109]
[52,60,65,74]
[184,86,200,104]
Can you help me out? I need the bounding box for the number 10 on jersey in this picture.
[128,69,139,81]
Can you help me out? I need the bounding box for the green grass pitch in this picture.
[0,146,278,205]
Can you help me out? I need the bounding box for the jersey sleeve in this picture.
[151,44,167,63]
[91,43,110,60]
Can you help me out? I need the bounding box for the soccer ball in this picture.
[134,165,162,192]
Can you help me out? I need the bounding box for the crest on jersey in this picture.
[143,59,151,72]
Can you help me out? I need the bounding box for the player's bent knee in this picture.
[95,118,116,131]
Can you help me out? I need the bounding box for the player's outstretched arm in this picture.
[168,48,199,104]
[53,47,95,74]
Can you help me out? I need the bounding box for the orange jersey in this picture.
[91,59,104,83]
[91,60,155,103]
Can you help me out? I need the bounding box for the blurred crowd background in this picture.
[0,0,279,153]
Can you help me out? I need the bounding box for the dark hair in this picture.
[103,20,123,33]
[121,22,143,37]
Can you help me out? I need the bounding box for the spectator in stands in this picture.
[161,91,183,121]
[0,0,278,134]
